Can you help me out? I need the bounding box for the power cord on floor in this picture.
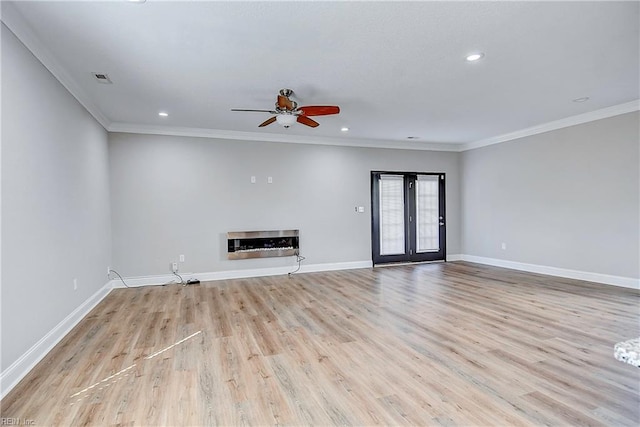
[108,269,172,288]
[288,251,306,276]
[173,271,186,286]
[108,269,132,288]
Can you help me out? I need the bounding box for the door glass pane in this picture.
[379,175,405,255]
[416,175,439,252]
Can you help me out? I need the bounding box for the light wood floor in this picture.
[2,261,639,426]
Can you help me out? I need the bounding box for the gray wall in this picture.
[1,24,112,371]
[109,133,461,276]
[461,111,640,279]
[2,9,637,387]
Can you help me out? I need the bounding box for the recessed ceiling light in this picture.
[572,97,590,103]
[158,112,169,117]
[465,52,485,62]
[341,127,349,132]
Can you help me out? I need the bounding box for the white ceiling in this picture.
[3,0,639,150]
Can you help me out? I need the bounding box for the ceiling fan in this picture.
[231,89,340,128]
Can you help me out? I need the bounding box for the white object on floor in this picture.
[614,338,640,367]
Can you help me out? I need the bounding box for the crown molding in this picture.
[110,97,639,153]
[108,122,463,152]
[1,1,111,129]
[462,100,640,151]
[3,0,636,153]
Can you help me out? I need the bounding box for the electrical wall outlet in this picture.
[171,262,178,273]
[73,278,78,290]
[107,266,111,277]
[179,254,185,262]
[501,242,507,250]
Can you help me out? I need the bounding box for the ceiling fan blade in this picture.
[258,116,277,127]
[298,105,340,116]
[231,108,278,113]
[296,115,319,128]
[277,95,294,110]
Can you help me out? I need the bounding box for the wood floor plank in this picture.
[2,261,638,426]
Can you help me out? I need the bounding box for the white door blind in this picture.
[379,175,405,255]
[416,175,440,252]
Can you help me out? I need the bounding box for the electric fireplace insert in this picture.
[227,230,299,260]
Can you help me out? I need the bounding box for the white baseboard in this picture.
[299,260,373,273]
[0,281,114,399]
[447,254,463,261]
[111,260,374,288]
[108,274,177,288]
[459,255,640,290]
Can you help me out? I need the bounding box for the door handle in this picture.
[439,222,445,226]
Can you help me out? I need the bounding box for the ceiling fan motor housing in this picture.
[279,88,294,98]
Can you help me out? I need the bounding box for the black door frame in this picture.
[371,171,446,265]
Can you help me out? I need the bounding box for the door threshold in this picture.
[373,260,446,268]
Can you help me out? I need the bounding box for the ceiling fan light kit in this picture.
[232,88,340,129]
[276,114,297,128]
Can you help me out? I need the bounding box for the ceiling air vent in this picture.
[92,72,112,84]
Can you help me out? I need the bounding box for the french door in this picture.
[371,172,446,265]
